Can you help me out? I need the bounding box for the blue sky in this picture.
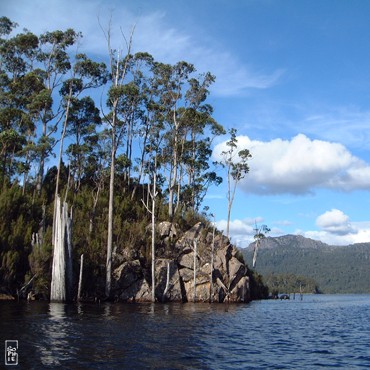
[2,0,370,246]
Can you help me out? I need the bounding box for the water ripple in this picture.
[1,295,370,369]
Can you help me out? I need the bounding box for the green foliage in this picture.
[264,273,320,295]
[0,185,39,290]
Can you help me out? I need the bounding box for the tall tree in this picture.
[219,128,251,239]
[66,96,102,191]
[54,52,107,198]
[152,61,195,220]
[252,223,270,268]
[179,72,225,212]
[34,28,81,195]
[143,102,166,303]
[0,18,40,187]
[101,21,134,298]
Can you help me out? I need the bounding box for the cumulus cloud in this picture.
[315,209,355,236]
[216,210,370,247]
[298,209,370,246]
[216,218,256,247]
[213,133,370,195]
[215,217,282,247]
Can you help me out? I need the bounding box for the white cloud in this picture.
[300,209,370,245]
[1,0,282,97]
[316,209,355,236]
[213,133,370,195]
[216,211,370,247]
[216,217,279,247]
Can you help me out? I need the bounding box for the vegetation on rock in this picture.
[0,18,266,302]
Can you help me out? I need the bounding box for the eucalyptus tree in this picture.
[0,25,82,194]
[0,18,40,187]
[101,22,135,298]
[252,223,270,268]
[179,73,225,212]
[65,96,102,191]
[152,61,195,220]
[144,121,165,303]
[33,28,81,195]
[81,129,111,236]
[55,53,108,198]
[218,128,252,239]
[126,52,156,199]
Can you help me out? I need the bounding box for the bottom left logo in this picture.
[5,340,18,366]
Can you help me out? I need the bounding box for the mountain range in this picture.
[241,235,370,294]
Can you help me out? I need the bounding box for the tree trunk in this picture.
[36,153,45,196]
[51,196,73,302]
[210,220,215,303]
[168,109,179,220]
[77,254,84,301]
[151,155,157,303]
[53,87,73,246]
[193,239,197,303]
[105,134,116,299]
[162,260,170,302]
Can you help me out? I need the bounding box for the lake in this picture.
[1,294,370,369]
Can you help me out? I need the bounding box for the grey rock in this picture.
[112,222,251,303]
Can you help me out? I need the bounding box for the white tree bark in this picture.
[77,254,84,301]
[151,155,158,303]
[163,260,170,301]
[51,196,73,302]
[193,239,197,303]
[210,219,215,303]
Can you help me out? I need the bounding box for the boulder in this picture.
[228,257,247,290]
[178,248,198,270]
[155,258,182,302]
[183,279,210,302]
[229,276,250,303]
[112,260,151,302]
[157,221,177,239]
[175,222,204,250]
[112,222,252,303]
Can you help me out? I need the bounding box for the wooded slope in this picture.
[242,235,370,294]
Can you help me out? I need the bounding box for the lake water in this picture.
[1,294,370,369]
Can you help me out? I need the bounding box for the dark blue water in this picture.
[1,295,370,369]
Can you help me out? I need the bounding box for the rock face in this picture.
[111,222,250,303]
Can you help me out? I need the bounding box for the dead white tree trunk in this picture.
[162,260,170,301]
[77,254,84,302]
[151,155,158,303]
[51,196,73,302]
[142,154,158,303]
[193,239,197,303]
[210,217,215,303]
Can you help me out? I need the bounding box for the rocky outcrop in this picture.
[111,222,251,303]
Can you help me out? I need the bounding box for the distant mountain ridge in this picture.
[241,235,370,293]
[250,234,333,250]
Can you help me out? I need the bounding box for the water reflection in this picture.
[49,302,66,319]
[35,303,76,367]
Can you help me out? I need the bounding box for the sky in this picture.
[2,0,370,247]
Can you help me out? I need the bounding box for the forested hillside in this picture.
[242,235,370,294]
[0,17,268,301]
